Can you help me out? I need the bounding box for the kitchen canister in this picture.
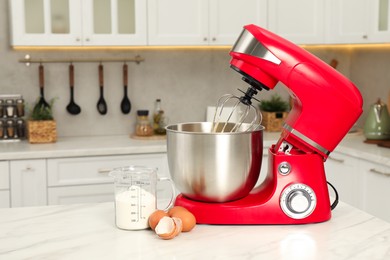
[363,98,390,140]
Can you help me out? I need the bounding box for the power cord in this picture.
[327,181,339,210]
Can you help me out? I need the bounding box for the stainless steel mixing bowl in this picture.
[166,122,264,202]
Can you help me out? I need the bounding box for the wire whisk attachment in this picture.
[212,87,262,133]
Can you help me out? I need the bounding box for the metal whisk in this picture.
[212,87,262,133]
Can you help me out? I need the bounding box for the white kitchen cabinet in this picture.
[0,161,10,208]
[324,152,361,208]
[47,153,169,186]
[268,0,325,44]
[208,0,267,45]
[0,191,10,208]
[325,0,390,44]
[47,153,169,205]
[82,0,147,46]
[325,0,371,44]
[0,161,9,190]
[9,0,147,46]
[370,0,390,42]
[10,159,47,207]
[9,0,82,46]
[360,159,390,222]
[48,184,114,205]
[147,0,267,46]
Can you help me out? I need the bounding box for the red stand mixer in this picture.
[171,24,363,224]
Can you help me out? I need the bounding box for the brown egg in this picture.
[148,210,169,230]
[167,206,189,216]
[155,216,182,240]
[169,208,196,232]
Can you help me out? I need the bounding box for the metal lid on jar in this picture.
[137,110,149,116]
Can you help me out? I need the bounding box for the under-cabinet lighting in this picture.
[12,46,232,51]
[12,43,390,52]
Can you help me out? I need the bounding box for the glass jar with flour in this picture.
[109,166,175,230]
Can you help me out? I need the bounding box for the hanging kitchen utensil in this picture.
[66,64,81,115]
[32,64,50,114]
[97,64,107,115]
[120,63,131,114]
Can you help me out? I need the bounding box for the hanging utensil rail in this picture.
[19,54,144,66]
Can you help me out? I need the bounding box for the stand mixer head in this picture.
[170,24,363,225]
[229,24,363,158]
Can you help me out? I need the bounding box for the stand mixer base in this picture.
[174,147,332,225]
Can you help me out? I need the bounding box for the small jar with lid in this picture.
[5,99,16,118]
[16,99,25,117]
[0,120,4,139]
[6,120,15,138]
[135,110,153,137]
[0,99,4,118]
[16,119,26,139]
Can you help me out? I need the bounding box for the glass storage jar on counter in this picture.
[135,110,153,137]
[0,120,4,138]
[0,95,26,141]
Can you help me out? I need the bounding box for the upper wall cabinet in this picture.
[268,0,325,44]
[324,0,390,44]
[9,0,147,46]
[370,0,390,42]
[325,0,371,44]
[147,0,267,46]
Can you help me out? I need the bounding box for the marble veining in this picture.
[0,202,390,259]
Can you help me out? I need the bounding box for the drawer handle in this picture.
[328,156,344,163]
[97,168,112,174]
[370,168,390,176]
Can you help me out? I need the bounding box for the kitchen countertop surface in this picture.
[1,132,389,167]
[0,201,389,259]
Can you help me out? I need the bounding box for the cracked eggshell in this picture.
[155,216,182,240]
[148,210,169,230]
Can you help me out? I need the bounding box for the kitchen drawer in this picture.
[0,190,10,208]
[361,160,390,222]
[47,153,168,187]
[0,161,9,190]
[48,184,114,205]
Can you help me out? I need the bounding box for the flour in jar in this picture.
[115,185,156,230]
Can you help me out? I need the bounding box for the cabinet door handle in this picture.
[328,156,344,163]
[370,168,390,177]
[97,168,112,174]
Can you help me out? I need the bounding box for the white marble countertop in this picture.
[0,135,168,160]
[0,201,389,259]
[0,132,389,167]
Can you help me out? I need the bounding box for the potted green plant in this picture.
[27,98,57,143]
[259,94,289,132]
